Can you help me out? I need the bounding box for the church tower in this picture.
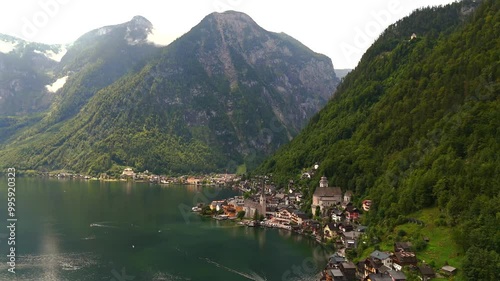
[319,176,328,188]
[259,183,266,216]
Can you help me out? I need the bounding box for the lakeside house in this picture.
[121,167,135,178]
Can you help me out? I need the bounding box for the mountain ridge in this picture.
[0,11,339,175]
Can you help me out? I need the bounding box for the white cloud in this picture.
[0,40,17,53]
[45,47,67,62]
[34,47,67,62]
[45,75,68,93]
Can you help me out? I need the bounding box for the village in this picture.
[198,175,458,281]
[43,167,242,186]
[47,167,458,280]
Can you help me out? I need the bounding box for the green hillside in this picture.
[258,0,499,279]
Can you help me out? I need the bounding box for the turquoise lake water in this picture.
[0,178,328,281]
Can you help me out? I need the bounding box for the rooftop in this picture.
[370,250,390,260]
[313,186,342,197]
[388,270,407,279]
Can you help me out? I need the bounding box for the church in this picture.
[311,176,343,215]
[243,184,266,219]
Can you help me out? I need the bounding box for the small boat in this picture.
[192,207,202,212]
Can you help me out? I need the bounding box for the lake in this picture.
[0,177,327,281]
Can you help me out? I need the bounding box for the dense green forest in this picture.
[258,0,499,279]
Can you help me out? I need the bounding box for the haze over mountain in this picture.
[334,69,352,79]
[0,11,339,174]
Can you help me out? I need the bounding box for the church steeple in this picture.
[319,176,328,188]
[260,181,266,216]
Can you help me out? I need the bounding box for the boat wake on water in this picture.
[89,223,118,228]
[89,221,140,229]
[202,257,267,281]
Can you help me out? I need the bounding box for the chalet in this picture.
[228,196,245,207]
[277,207,293,219]
[356,261,365,279]
[367,273,392,281]
[338,223,354,232]
[388,270,407,281]
[394,242,413,252]
[342,231,362,249]
[325,269,346,281]
[441,265,457,276]
[295,193,303,202]
[331,208,344,222]
[275,192,286,199]
[311,176,343,215]
[324,223,338,240]
[222,204,237,216]
[364,251,393,277]
[418,264,436,281]
[309,220,322,235]
[186,177,201,185]
[339,262,357,281]
[291,210,309,225]
[362,200,372,211]
[345,204,360,221]
[121,167,135,178]
[393,251,417,270]
[371,251,393,269]
[328,253,346,267]
[267,197,281,207]
[210,200,227,211]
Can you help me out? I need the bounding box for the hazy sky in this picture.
[1,0,456,68]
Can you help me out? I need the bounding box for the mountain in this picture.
[39,15,162,125]
[0,16,163,143]
[0,11,339,175]
[258,0,498,279]
[0,34,65,116]
[0,35,69,143]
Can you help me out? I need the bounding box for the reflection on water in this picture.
[40,220,60,280]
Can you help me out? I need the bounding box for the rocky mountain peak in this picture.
[129,15,153,30]
[207,10,257,24]
[200,10,264,39]
[124,15,153,45]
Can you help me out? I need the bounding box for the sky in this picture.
[0,0,457,69]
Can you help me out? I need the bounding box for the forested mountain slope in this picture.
[259,1,499,279]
